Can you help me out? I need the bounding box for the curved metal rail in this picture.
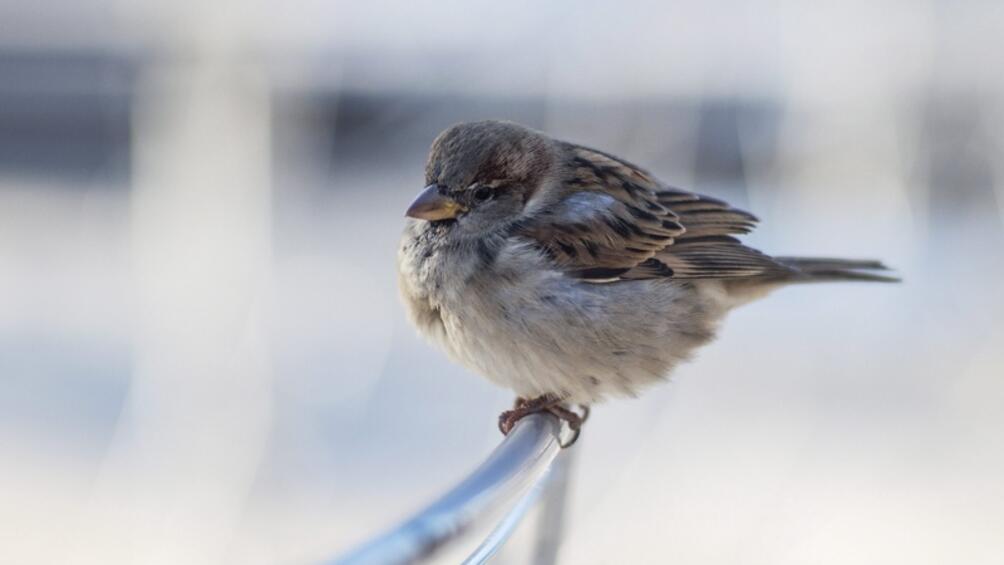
[329,413,567,564]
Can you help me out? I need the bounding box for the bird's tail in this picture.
[774,257,901,283]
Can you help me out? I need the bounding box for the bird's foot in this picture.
[498,394,561,435]
[546,404,590,447]
[498,395,591,448]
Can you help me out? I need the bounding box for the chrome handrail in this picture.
[329,413,567,564]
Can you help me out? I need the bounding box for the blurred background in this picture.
[2,1,1003,563]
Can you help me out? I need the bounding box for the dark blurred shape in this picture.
[0,51,136,184]
[693,98,783,203]
[920,93,1001,233]
[275,90,549,177]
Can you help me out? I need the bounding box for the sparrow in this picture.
[397,120,896,445]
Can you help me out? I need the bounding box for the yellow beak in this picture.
[405,185,465,221]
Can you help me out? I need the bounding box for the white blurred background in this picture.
[1,1,1002,564]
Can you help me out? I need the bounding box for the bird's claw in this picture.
[546,404,590,447]
[498,395,591,448]
[497,409,521,435]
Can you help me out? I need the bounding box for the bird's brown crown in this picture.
[425,120,554,196]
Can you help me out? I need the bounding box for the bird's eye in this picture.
[472,186,493,202]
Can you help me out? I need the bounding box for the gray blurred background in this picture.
[2,1,1002,564]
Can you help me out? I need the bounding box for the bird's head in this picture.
[406,120,558,237]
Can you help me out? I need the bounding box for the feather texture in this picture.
[518,144,788,282]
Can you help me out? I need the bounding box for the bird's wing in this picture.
[517,144,789,282]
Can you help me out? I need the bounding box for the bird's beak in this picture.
[405,185,465,221]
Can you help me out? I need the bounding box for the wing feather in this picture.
[517,144,789,282]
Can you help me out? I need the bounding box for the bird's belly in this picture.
[437,276,723,404]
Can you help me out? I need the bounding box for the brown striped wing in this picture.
[519,144,789,282]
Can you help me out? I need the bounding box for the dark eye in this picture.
[472,186,493,202]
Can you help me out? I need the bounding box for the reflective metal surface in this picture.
[330,413,564,565]
[462,471,550,564]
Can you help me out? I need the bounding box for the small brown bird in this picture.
[397,120,896,444]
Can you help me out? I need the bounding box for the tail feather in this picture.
[775,256,901,283]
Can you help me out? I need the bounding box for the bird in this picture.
[397,120,897,445]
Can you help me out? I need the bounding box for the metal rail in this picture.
[329,413,568,564]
